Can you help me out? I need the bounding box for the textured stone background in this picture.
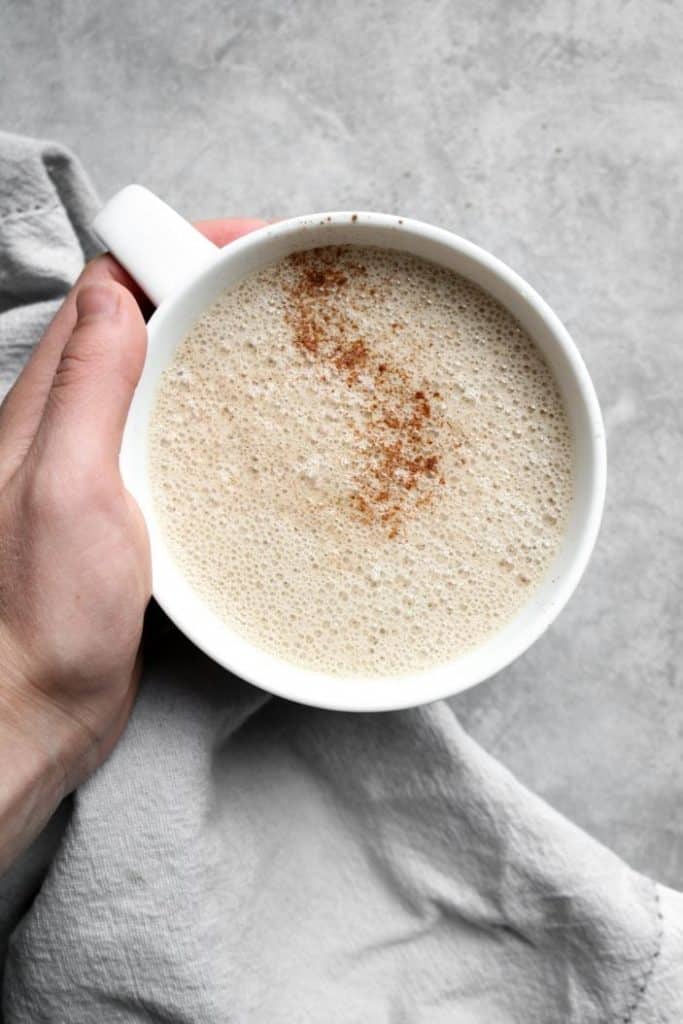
[1,0,682,885]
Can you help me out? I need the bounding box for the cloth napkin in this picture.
[0,130,681,1023]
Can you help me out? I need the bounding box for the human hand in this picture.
[0,218,264,872]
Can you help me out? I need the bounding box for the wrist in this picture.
[0,639,97,874]
[0,689,69,876]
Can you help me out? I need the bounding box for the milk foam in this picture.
[149,245,573,676]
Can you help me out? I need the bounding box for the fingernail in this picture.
[76,285,119,321]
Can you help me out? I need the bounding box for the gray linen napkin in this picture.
[0,130,681,1023]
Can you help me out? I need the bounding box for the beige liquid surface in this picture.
[149,245,573,676]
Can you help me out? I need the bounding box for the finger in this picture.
[0,256,147,485]
[193,218,266,247]
[31,281,147,474]
[0,221,265,482]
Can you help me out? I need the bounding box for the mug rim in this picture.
[127,210,606,711]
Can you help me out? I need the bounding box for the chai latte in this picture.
[149,246,573,676]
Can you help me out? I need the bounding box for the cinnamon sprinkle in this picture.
[283,248,456,537]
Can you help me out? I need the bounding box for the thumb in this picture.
[35,283,147,469]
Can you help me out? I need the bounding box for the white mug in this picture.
[94,186,606,712]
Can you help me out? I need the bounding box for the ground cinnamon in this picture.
[283,248,451,537]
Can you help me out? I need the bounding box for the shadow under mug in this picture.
[93,186,606,712]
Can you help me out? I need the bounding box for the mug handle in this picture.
[92,185,220,307]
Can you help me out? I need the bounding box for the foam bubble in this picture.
[149,246,574,676]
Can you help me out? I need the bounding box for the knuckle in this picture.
[23,451,115,523]
[52,330,109,392]
[23,460,69,521]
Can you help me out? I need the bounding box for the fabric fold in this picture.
[0,130,681,1023]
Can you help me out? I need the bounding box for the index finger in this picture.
[193,218,267,247]
[0,255,143,479]
[0,218,266,479]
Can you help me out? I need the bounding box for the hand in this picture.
[0,218,264,873]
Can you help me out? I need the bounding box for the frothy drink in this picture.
[149,246,573,676]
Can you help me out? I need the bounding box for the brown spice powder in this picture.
[283,248,457,536]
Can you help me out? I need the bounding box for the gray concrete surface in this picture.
[1,0,682,885]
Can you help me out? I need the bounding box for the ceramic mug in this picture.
[93,186,606,712]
